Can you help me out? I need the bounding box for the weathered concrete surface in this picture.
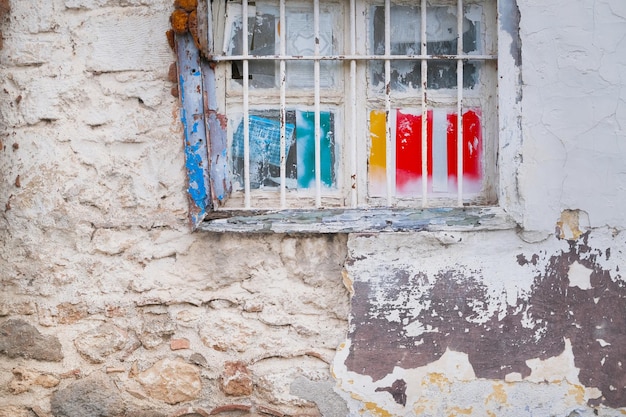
[335,224,626,415]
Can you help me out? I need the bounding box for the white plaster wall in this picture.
[518,0,626,232]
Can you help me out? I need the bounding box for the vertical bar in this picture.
[242,0,251,208]
[314,0,322,207]
[384,0,394,205]
[420,0,428,207]
[350,0,358,208]
[279,0,287,208]
[457,0,464,206]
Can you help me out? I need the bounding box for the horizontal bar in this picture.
[211,54,497,62]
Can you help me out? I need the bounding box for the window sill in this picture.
[197,207,517,234]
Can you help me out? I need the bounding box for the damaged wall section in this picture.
[334,220,626,416]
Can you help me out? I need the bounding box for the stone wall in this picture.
[0,1,350,415]
[1,0,626,416]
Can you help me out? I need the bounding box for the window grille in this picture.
[186,0,498,221]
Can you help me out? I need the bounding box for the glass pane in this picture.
[226,2,341,89]
[285,6,338,89]
[368,108,483,198]
[231,110,336,190]
[369,3,481,91]
[227,4,277,88]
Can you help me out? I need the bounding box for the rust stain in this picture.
[446,406,473,416]
[425,373,450,390]
[171,9,189,34]
[363,402,392,417]
[485,383,508,406]
[346,232,626,407]
[412,401,427,415]
[174,0,197,12]
[556,209,584,240]
[568,384,585,403]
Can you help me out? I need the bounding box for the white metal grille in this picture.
[211,0,497,211]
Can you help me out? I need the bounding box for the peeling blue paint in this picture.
[176,33,211,229]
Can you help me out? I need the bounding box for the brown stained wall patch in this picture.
[346,232,626,408]
[375,379,407,406]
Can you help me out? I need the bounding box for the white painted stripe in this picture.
[432,108,448,192]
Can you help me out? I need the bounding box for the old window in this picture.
[176,0,515,232]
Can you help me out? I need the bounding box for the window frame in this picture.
[175,0,522,232]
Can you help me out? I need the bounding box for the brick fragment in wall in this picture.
[221,361,253,396]
[50,375,126,417]
[136,358,202,405]
[170,338,190,350]
[74,323,128,364]
[0,319,63,362]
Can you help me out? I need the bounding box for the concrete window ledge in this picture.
[198,207,518,234]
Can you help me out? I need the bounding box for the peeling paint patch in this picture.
[343,231,626,408]
[375,379,407,406]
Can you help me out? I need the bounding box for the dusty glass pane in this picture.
[229,8,277,88]
[369,3,480,91]
[226,2,341,89]
[285,6,338,89]
[231,110,336,190]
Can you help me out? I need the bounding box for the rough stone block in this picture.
[50,374,126,417]
[136,358,201,405]
[9,367,60,394]
[74,323,128,364]
[0,319,63,362]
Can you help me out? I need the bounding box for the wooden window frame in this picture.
[175,0,522,233]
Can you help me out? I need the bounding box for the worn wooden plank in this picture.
[197,207,517,234]
[176,33,211,229]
